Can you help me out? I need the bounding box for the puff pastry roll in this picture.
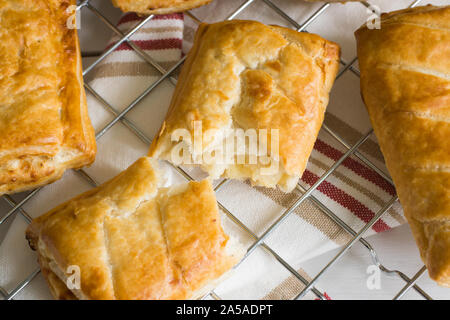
[112,0,212,14]
[26,157,243,300]
[0,0,96,195]
[149,20,340,192]
[356,5,450,287]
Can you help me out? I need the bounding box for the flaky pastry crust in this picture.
[111,0,212,14]
[356,5,450,287]
[26,157,243,300]
[149,20,340,192]
[0,0,96,195]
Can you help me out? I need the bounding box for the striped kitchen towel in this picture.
[0,3,407,300]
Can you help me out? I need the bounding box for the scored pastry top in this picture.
[0,0,96,195]
[356,5,450,286]
[26,157,243,300]
[149,20,340,192]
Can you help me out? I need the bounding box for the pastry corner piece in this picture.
[0,0,96,196]
[149,20,340,192]
[355,5,450,286]
[111,0,212,14]
[26,157,244,300]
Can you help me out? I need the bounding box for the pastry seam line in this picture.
[377,62,450,81]
[102,215,117,299]
[158,195,190,294]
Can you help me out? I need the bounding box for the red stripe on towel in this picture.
[313,139,395,196]
[106,38,183,52]
[301,170,390,233]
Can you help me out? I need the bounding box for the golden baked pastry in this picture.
[111,0,212,14]
[0,0,96,195]
[26,157,243,300]
[149,20,340,192]
[356,5,450,287]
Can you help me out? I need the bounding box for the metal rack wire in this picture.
[0,0,433,300]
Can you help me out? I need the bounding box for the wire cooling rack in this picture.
[0,0,436,300]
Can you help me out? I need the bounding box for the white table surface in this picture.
[1,0,449,300]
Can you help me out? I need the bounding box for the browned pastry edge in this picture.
[149,20,340,192]
[111,0,212,14]
[26,157,243,299]
[356,5,450,287]
[38,253,77,300]
[0,0,96,195]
